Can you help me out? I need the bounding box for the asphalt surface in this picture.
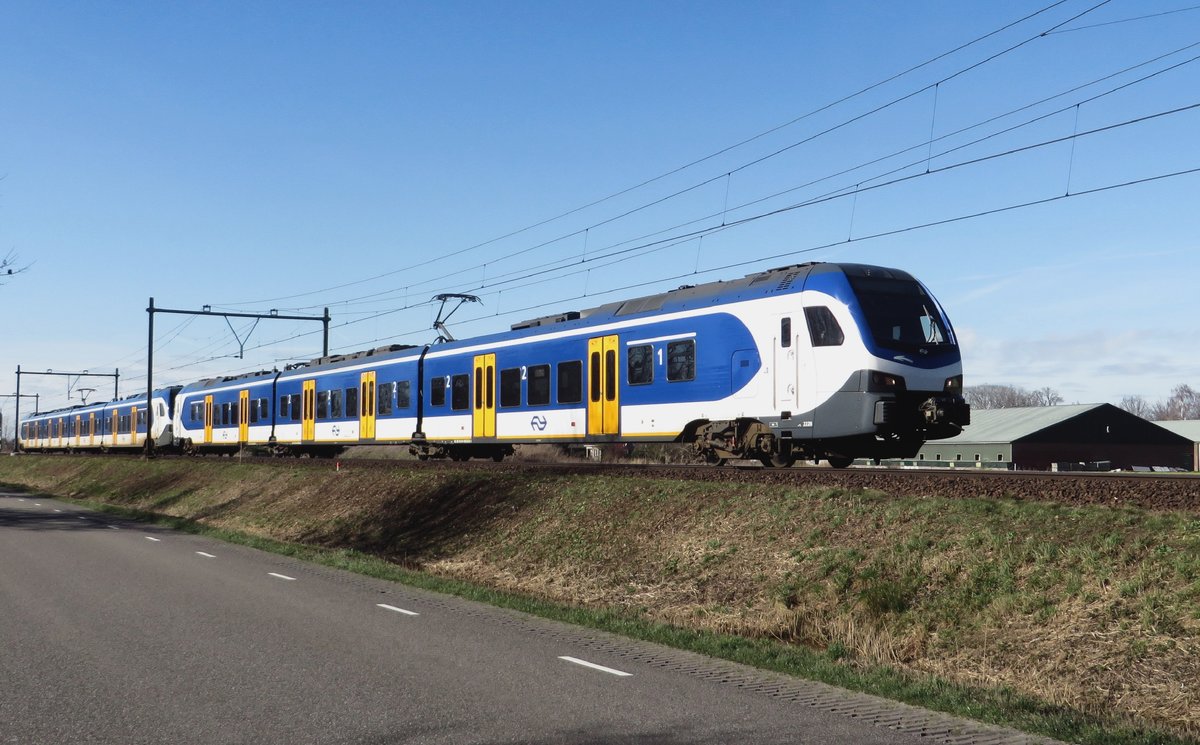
[0,491,1054,744]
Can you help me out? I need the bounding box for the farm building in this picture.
[1154,420,1200,473]
[910,404,1193,471]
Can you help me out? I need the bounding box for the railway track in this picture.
[16,451,1200,512]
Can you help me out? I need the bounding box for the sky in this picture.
[2,0,1199,432]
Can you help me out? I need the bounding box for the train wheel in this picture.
[760,453,795,468]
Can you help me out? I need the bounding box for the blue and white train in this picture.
[17,389,178,452]
[19,262,969,467]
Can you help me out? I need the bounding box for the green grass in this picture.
[32,490,1197,745]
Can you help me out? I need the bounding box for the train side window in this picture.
[397,381,412,409]
[431,377,446,407]
[378,382,394,415]
[627,344,653,385]
[500,368,521,408]
[558,360,582,404]
[219,403,229,426]
[317,391,329,419]
[279,396,289,420]
[260,398,269,420]
[528,364,550,406]
[781,318,792,348]
[346,387,358,417]
[138,410,146,428]
[666,340,695,382]
[805,306,844,347]
[451,374,470,410]
[231,402,239,426]
[250,402,259,424]
[290,394,302,421]
[331,389,343,418]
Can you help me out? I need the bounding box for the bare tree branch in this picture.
[0,249,32,284]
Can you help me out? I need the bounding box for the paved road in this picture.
[0,491,1049,744]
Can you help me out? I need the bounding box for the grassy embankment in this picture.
[1,455,1197,745]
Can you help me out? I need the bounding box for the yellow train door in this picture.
[111,411,119,446]
[472,354,496,438]
[238,389,250,443]
[74,416,81,447]
[88,413,96,446]
[203,395,214,444]
[302,379,316,441]
[359,371,376,440]
[587,335,619,436]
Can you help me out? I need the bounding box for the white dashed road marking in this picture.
[196,552,216,559]
[268,572,296,581]
[558,656,632,677]
[377,603,419,616]
[145,537,161,542]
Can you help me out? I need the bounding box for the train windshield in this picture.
[848,275,956,352]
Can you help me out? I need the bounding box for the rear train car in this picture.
[18,387,181,452]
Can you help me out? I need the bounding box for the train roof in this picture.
[21,387,182,420]
[510,261,914,331]
[188,261,918,384]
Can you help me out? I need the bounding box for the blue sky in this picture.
[2,0,1198,429]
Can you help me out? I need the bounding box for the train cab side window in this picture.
[666,340,695,382]
[138,410,146,428]
[781,318,792,348]
[378,382,394,415]
[397,381,412,409]
[451,374,470,410]
[558,360,582,404]
[627,344,653,385]
[290,394,302,421]
[528,364,550,406]
[317,391,329,419]
[431,377,446,407]
[804,306,844,347]
[500,368,521,408]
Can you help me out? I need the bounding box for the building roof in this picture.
[1155,420,1200,443]
[930,404,1105,444]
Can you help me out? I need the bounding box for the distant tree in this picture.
[1150,384,1200,421]
[1119,395,1153,418]
[0,250,31,284]
[1032,386,1063,407]
[964,384,1060,409]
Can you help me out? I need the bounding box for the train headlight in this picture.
[867,371,906,392]
[944,375,963,394]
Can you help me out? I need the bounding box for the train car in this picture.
[18,388,181,452]
[170,261,968,466]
